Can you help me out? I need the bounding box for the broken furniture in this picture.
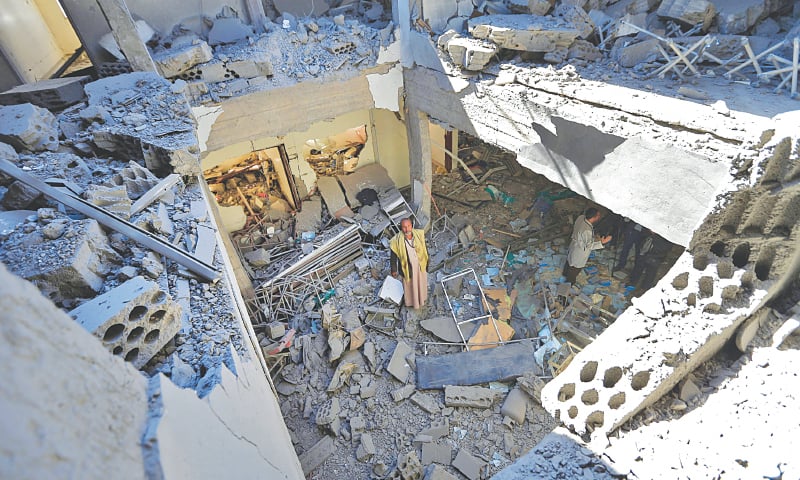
[251,224,364,326]
[440,268,508,351]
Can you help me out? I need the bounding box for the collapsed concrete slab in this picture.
[468,14,581,53]
[337,163,397,208]
[656,0,717,32]
[0,76,90,111]
[711,0,793,34]
[0,103,59,152]
[540,136,799,444]
[68,276,182,369]
[438,31,498,71]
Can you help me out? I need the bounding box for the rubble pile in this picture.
[0,73,245,398]
[431,0,799,97]
[128,7,396,103]
[251,133,682,478]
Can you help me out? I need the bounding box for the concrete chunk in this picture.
[657,0,716,32]
[422,443,453,465]
[419,418,450,440]
[469,14,580,53]
[208,17,254,46]
[444,385,499,409]
[387,339,413,382]
[153,41,213,78]
[411,392,442,414]
[500,388,529,424]
[295,196,323,233]
[316,176,353,219]
[0,76,89,110]
[424,464,459,480]
[299,436,335,475]
[0,103,59,152]
[440,31,498,71]
[397,450,424,480]
[84,184,132,219]
[68,276,182,368]
[711,0,783,34]
[336,163,396,208]
[356,433,377,461]
[421,315,464,343]
[453,450,485,480]
[392,384,417,402]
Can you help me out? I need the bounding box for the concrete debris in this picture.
[294,196,323,234]
[469,14,581,53]
[500,388,529,424]
[423,464,459,480]
[411,391,443,414]
[419,419,450,441]
[2,181,42,210]
[391,384,417,402]
[98,19,155,60]
[1,218,120,302]
[528,0,556,16]
[554,4,595,39]
[422,442,453,466]
[0,76,89,111]
[118,161,159,200]
[614,38,661,68]
[84,184,132,220]
[299,435,336,476]
[315,397,341,426]
[444,385,499,409]
[438,30,499,71]
[712,0,787,34]
[356,433,377,462]
[421,315,464,343]
[656,0,716,32]
[379,275,405,305]
[244,248,270,267]
[679,377,702,402]
[208,17,255,46]
[153,41,214,78]
[387,339,413,382]
[397,450,424,480]
[0,103,59,152]
[68,276,182,368]
[516,372,546,404]
[453,449,486,480]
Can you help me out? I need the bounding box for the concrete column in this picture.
[96,0,157,73]
[405,99,432,227]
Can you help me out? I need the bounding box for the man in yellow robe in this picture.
[389,218,429,308]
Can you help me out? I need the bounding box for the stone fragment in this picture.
[423,464,459,480]
[453,449,485,480]
[670,398,688,411]
[392,384,416,402]
[315,397,340,426]
[299,436,335,475]
[419,419,449,440]
[0,103,59,152]
[516,372,546,404]
[500,388,529,424]
[657,0,716,32]
[118,161,159,200]
[153,41,213,78]
[554,4,595,39]
[568,40,602,61]
[2,181,41,210]
[528,0,555,15]
[0,76,89,110]
[422,443,453,465]
[4,219,119,300]
[469,14,580,53]
[208,17,254,46]
[83,184,132,219]
[397,450,424,480]
[266,321,286,339]
[356,433,377,461]
[439,31,498,71]
[387,339,413,382]
[244,248,270,267]
[444,385,499,409]
[68,276,181,368]
[294,196,323,234]
[411,392,442,414]
[614,38,661,67]
[712,0,785,34]
[41,221,66,240]
[679,377,701,402]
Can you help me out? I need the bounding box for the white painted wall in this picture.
[0,0,66,82]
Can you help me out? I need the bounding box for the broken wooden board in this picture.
[416,340,537,389]
[467,321,515,351]
[484,288,513,321]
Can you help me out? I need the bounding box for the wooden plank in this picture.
[95,0,157,72]
[130,173,181,215]
[416,340,538,389]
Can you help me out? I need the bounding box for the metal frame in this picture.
[440,268,506,351]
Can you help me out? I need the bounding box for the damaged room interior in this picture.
[1,0,800,479]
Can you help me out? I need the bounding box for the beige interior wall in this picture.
[373,108,410,188]
[33,0,81,53]
[0,0,65,82]
[203,109,387,195]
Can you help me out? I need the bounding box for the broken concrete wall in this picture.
[0,262,305,479]
[0,262,149,480]
[126,1,252,40]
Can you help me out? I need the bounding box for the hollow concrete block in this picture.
[68,275,182,369]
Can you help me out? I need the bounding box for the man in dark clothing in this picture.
[615,219,646,271]
[630,233,672,293]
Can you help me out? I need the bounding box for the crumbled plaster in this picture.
[193,105,224,153]
[367,63,403,111]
